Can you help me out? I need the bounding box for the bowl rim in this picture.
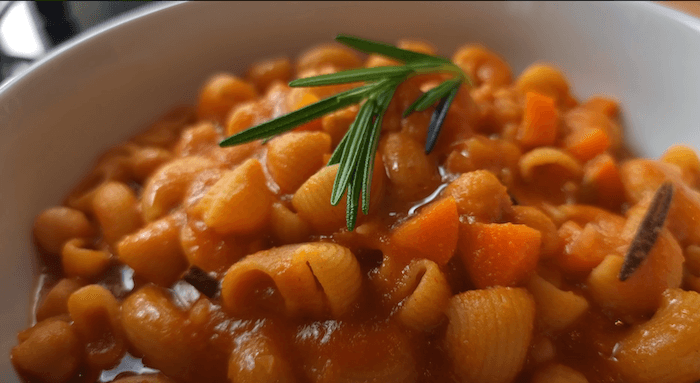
[2,1,700,100]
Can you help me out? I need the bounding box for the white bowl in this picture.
[2,1,700,380]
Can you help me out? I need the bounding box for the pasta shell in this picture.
[380,132,440,202]
[587,198,684,318]
[296,44,362,73]
[516,64,574,106]
[33,207,95,255]
[586,232,683,318]
[614,289,700,383]
[270,202,311,245]
[395,259,451,331]
[660,144,700,187]
[61,238,111,280]
[291,165,345,233]
[452,44,512,87]
[246,57,292,93]
[197,73,257,124]
[519,147,583,183]
[180,219,243,274]
[527,274,588,332]
[35,278,84,322]
[228,329,295,383]
[292,156,385,234]
[221,243,361,319]
[295,321,418,383]
[445,170,512,222]
[620,158,700,244]
[141,156,217,222]
[67,285,126,370]
[10,319,82,383]
[121,286,196,381]
[192,158,273,235]
[128,146,173,182]
[117,213,188,287]
[266,131,331,194]
[294,243,362,318]
[92,182,143,245]
[445,287,535,383]
[173,122,219,157]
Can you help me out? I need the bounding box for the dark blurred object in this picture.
[0,1,150,84]
[34,2,78,47]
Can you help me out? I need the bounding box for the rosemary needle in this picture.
[220,34,470,231]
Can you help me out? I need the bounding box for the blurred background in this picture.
[0,1,151,83]
[0,1,698,86]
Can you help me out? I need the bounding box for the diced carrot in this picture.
[557,221,607,275]
[583,153,625,209]
[390,197,459,266]
[292,92,322,131]
[458,222,542,288]
[565,127,610,162]
[583,96,619,118]
[518,92,558,147]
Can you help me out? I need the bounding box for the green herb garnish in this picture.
[220,34,470,231]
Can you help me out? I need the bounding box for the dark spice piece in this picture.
[509,193,520,206]
[183,266,220,298]
[618,181,675,281]
[425,83,460,154]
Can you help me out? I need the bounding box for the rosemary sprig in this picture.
[220,34,470,230]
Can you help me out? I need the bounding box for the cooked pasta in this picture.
[373,258,451,331]
[67,285,126,370]
[518,147,583,183]
[14,37,700,383]
[445,287,536,383]
[221,243,362,318]
[117,213,189,286]
[34,278,83,323]
[141,156,218,222]
[228,329,295,383]
[527,274,588,332]
[11,319,82,383]
[266,131,332,194]
[193,158,273,234]
[61,238,111,280]
[614,289,700,383]
[33,207,95,255]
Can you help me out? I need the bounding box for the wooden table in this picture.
[661,1,700,18]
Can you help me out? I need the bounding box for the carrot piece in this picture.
[583,153,625,209]
[292,92,322,131]
[390,197,459,266]
[583,96,619,118]
[565,127,610,162]
[518,92,558,147]
[458,222,542,288]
